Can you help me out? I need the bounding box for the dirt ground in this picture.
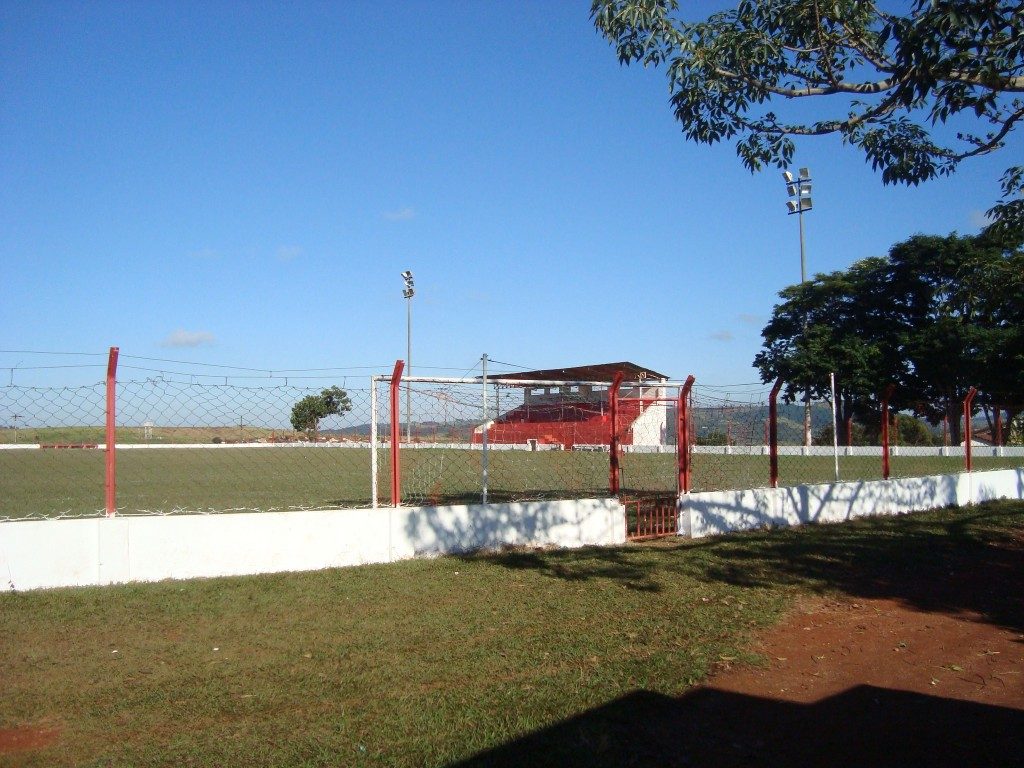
[711,593,1023,709]
[681,593,1024,767]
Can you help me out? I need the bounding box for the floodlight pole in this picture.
[406,292,411,442]
[401,271,415,443]
[785,168,813,448]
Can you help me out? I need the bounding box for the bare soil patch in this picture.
[0,723,60,755]
[709,593,1023,708]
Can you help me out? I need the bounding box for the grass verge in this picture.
[0,500,1022,767]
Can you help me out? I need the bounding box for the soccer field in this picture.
[1,444,1020,519]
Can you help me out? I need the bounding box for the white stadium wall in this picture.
[0,498,626,591]
[679,468,1024,539]
[2,469,1022,592]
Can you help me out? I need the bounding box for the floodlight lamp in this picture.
[799,167,810,179]
[787,183,798,197]
[403,287,415,299]
[401,270,413,281]
[786,200,799,214]
[783,171,794,184]
[802,197,813,210]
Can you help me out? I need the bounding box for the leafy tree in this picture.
[592,0,1024,231]
[1009,413,1024,446]
[814,421,868,447]
[755,232,1023,444]
[882,231,1024,442]
[290,387,352,440]
[754,257,896,444]
[695,429,729,446]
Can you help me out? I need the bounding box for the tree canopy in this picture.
[592,0,1024,231]
[290,387,353,439]
[754,231,1024,444]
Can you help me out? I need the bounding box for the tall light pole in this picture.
[401,270,414,442]
[784,167,813,447]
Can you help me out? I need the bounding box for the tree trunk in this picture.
[840,394,856,447]
[946,399,962,446]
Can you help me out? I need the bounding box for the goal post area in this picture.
[369,371,696,513]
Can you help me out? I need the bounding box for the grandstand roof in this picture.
[494,362,669,383]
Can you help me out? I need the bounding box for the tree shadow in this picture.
[466,546,666,593]
[447,685,1024,767]
[467,500,1024,633]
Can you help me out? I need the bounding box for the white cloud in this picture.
[710,330,734,342]
[160,330,216,348]
[277,245,302,262]
[382,207,416,221]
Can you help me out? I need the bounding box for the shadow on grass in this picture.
[466,500,1024,632]
[448,685,1024,768]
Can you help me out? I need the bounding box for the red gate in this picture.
[611,375,694,540]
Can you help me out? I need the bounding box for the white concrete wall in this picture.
[689,445,1024,457]
[681,468,1024,539]
[630,387,669,446]
[0,498,626,592]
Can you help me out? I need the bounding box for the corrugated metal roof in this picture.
[492,362,669,383]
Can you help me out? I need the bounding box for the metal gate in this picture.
[623,493,679,540]
[610,375,694,540]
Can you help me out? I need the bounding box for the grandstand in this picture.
[473,362,671,449]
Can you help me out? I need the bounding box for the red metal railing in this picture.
[678,375,695,493]
[880,384,896,480]
[105,346,119,516]
[608,371,624,495]
[963,386,978,472]
[769,377,783,488]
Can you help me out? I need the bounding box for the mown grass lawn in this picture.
[2,500,1022,767]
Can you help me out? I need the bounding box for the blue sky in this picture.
[2,1,1018,389]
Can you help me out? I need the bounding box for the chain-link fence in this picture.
[373,376,626,507]
[686,385,1024,490]
[3,356,1021,521]
[689,386,772,491]
[1,382,107,519]
[1,373,376,520]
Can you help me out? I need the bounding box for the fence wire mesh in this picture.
[376,378,618,506]
[1,382,107,519]
[617,384,679,497]
[1,375,376,520]
[3,359,1021,521]
[690,386,771,491]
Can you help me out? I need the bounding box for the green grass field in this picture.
[1,443,1020,518]
[1,500,1021,767]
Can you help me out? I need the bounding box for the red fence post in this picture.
[881,384,896,480]
[769,377,783,489]
[963,386,978,472]
[389,360,405,507]
[677,375,695,494]
[104,346,119,517]
[609,371,624,495]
